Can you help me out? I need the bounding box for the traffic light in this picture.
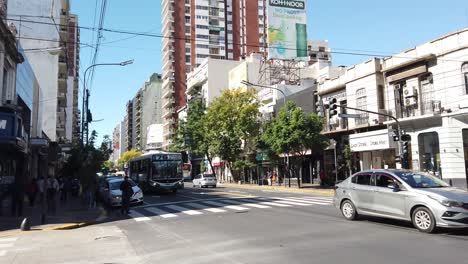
[315,100,323,117]
[402,141,409,154]
[401,141,410,169]
[329,98,338,118]
[401,134,411,142]
[86,109,93,123]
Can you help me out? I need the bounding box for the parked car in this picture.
[334,169,468,233]
[98,177,144,207]
[192,173,217,188]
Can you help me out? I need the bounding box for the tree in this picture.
[205,90,261,181]
[118,149,143,168]
[261,101,328,187]
[100,135,113,161]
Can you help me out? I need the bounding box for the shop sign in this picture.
[349,129,396,152]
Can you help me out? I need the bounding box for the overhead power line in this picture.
[7,17,467,63]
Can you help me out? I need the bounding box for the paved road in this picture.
[2,185,467,263]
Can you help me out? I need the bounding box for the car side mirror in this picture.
[387,182,400,191]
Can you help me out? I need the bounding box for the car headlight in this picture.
[429,196,463,207]
[113,195,122,200]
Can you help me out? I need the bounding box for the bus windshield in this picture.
[152,160,182,179]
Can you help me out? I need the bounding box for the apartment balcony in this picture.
[162,76,175,88]
[162,108,175,118]
[163,97,174,108]
[162,68,174,80]
[163,86,175,99]
[162,57,175,72]
[59,56,67,69]
[163,127,175,137]
[58,92,67,100]
[164,118,175,127]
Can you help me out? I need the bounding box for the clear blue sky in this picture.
[71,0,468,145]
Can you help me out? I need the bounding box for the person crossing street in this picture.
[119,176,134,215]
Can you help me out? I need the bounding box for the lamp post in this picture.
[241,80,291,187]
[81,60,134,145]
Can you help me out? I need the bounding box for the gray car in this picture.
[334,169,468,233]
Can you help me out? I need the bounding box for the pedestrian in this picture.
[119,176,134,215]
[47,176,59,214]
[37,176,45,203]
[267,171,272,186]
[319,170,326,186]
[271,171,277,186]
[27,178,38,207]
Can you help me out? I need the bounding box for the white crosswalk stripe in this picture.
[273,197,329,205]
[145,207,178,218]
[202,200,249,211]
[128,196,333,222]
[0,237,17,257]
[296,196,334,202]
[220,199,271,209]
[185,202,227,213]
[165,205,203,215]
[128,210,151,222]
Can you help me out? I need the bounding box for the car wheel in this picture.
[412,207,436,233]
[341,200,358,220]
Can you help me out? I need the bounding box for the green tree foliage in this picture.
[99,135,113,161]
[343,144,352,177]
[205,89,261,181]
[261,101,328,186]
[118,149,143,168]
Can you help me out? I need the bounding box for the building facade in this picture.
[319,28,468,189]
[161,0,266,149]
[8,0,76,144]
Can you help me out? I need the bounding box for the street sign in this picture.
[338,113,361,119]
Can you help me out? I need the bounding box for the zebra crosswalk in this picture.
[127,196,333,222]
[0,237,18,257]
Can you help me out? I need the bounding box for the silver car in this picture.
[99,177,144,207]
[334,169,468,233]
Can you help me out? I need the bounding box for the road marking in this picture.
[202,200,248,211]
[273,197,329,205]
[258,201,292,207]
[265,199,311,206]
[297,196,333,202]
[221,199,271,209]
[165,205,203,215]
[145,207,178,218]
[185,202,227,213]
[128,210,151,222]
[0,250,6,257]
[280,197,331,205]
[0,238,17,243]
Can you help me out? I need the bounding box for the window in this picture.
[418,132,440,174]
[377,85,385,110]
[420,74,434,115]
[462,63,468,94]
[375,174,395,187]
[354,174,371,185]
[355,88,368,126]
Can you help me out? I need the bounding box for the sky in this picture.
[70,0,468,145]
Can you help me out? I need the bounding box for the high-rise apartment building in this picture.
[66,14,80,144]
[8,0,78,144]
[161,0,267,149]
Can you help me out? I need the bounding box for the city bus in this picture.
[129,150,184,193]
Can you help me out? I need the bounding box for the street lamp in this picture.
[81,60,134,145]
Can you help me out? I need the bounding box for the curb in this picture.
[220,183,334,196]
[0,207,108,237]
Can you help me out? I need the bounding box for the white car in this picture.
[193,174,217,188]
[99,177,144,207]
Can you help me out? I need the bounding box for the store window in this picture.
[418,132,440,174]
[355,88,368,126]
[462,63,468,94]
[420,74,434,115]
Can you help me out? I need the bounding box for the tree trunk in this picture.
[205,153,216,178]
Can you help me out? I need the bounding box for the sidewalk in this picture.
[218,182,335,196]
[0,196,106,236]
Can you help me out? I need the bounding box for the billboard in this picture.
[267,0,308,60]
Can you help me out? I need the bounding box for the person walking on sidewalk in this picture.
[27,178,38,207]
[120,176,134,215]
[47,176,59,214]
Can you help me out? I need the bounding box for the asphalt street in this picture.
[2,185,467,264]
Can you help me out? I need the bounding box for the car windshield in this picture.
[394,172,450,188]
[109,180,136,190]
[203,174,214,178]
[152,161,182,179]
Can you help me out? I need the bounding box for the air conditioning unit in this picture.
[403,86,417,98]
[432,100,442,114]
[404,97,418,106]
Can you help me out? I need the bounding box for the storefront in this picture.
[349,129,397,170]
